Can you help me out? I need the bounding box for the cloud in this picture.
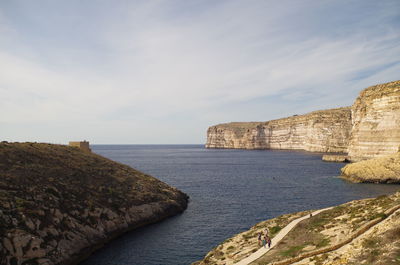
[0,0,399,143]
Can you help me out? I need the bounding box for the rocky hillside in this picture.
[347,80,400,162]
[341,151,400,184]
[0,142,188,265]
[194,192,400,265]
[206,107,352,153]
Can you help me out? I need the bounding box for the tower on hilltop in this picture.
[68,140,91,152]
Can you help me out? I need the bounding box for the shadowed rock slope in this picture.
[0,142,188,265]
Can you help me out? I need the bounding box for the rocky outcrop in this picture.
[206,107,352,153]
[341,152,400,183]
[347,80,400,161]
[322,155,349,163]
[0,142,188,265]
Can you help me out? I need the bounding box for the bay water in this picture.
[81,145,399,265]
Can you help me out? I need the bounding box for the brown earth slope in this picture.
[0,142,188,265]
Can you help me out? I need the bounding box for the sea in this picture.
[81,145,399,265]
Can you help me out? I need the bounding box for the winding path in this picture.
[234,207,333,265]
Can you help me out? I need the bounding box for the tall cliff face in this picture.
[0,143,188,265]
[347,80,400,161]
[206,107,352,153]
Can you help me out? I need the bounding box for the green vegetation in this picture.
[269,225,282,236]
[280,245,305,257]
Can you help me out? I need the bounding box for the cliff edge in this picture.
[0,142,188,265]
[206,107,352,153]
[206,80,400,161]
[347,80,400,161]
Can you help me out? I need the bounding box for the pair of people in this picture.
[257,229,271,248]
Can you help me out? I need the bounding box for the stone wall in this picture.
[206,107,352,153]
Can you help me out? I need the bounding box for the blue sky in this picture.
[1,0,399,144]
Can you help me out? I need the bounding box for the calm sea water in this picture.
[81,145,399,265]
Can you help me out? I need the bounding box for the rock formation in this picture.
[347,80,400,161]
[206,107,352,153]
[206,80,400,160]
[321,154,349,163]
[341,151,400,183]
[0,142,188,265]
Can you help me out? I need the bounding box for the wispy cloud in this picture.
[0,0,399,143]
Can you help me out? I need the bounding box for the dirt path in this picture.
[234,207,333,265]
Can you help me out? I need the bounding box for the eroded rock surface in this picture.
[206,107,352,153]
[0,143,188,265]
[206,80,400,161]
[341,152,400,183]
[347,80,400,161]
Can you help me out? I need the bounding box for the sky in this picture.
[0,0,399,144]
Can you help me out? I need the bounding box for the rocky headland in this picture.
[206,80,400,161]
[194,192,400,265]
[341,151,400,184]
[0,142,188,265]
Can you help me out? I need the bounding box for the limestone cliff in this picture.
[341,152,400,183]
[0,142,188,265]
[206,107,352,153]
[347,80,400,161]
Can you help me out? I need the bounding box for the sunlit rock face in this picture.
[206,107,352,153]
[347,80,400,162]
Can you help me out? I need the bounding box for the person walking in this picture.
[257,232,262,247]
[262,235,267,248]
[267,236,272,248]
[264,228,269,237]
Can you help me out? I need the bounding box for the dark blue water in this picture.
[81,145,399,265]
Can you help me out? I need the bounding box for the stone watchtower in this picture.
[69,140,91,152]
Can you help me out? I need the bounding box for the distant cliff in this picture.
[206,107,352,153]
[347,80,400,161]
[0,143,188,265]
[206,80,400,159]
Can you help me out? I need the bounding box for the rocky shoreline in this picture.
[0,142,188,265]
[341,152,400,184]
